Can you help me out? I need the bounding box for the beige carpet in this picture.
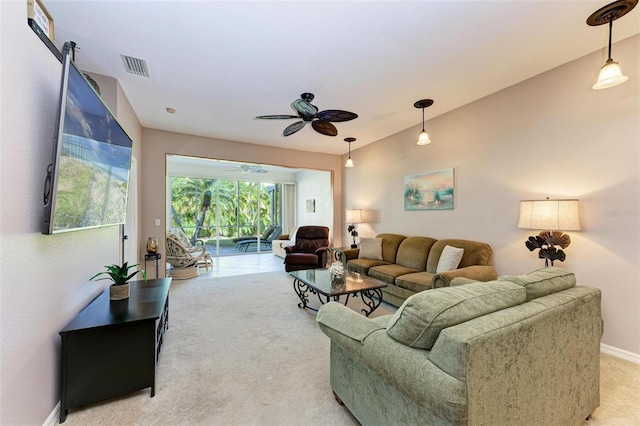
[61,271,639,425]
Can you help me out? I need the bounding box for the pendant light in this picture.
[414,99,434,145]
[344,137,356,168]
[587,0,637,90]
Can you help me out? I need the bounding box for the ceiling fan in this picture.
[255,92,358,137]
[224,164,268,174]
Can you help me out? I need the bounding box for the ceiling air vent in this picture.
[121,54,149,77]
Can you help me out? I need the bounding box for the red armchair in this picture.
[284,226,330,272]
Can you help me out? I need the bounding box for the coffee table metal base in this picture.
[292,278,384,317]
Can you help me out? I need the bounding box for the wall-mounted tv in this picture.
[42,45,132,235]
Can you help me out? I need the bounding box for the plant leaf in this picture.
[525,236,544,251]
[539,231,571,249]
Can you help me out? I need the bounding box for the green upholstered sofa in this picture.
[317,267,602,426]
[343,234,497,307]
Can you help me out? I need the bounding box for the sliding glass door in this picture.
[169,176,282,256]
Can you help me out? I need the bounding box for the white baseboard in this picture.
[601,343,640,364]
[42,402,59,426]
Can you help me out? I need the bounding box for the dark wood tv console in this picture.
[58,278,171,423]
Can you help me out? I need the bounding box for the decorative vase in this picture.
[110,283,130,300]
[330,261,345,283]
[147,237,158,254]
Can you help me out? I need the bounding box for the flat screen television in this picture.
[42,45,132,235]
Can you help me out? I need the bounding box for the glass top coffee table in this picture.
[289,268,388,317]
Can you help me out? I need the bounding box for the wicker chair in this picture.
[166,234,212,279]
[167,228,206,253]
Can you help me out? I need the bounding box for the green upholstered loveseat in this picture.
[317,267,602,426]
[343,234,497,307]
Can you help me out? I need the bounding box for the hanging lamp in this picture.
[344,137,355,167]
[587,0,637,90]
[414,99,434,145]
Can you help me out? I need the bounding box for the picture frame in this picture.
[27,0,55,42]
[404,168,454,211]
[306,199,316,213]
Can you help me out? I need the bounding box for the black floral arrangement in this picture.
[525,231,571,267]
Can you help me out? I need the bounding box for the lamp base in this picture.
[351,244,358,249]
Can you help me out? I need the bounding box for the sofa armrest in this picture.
[342,248,359,261]
[317,302,385,342]
[433,265,498,288]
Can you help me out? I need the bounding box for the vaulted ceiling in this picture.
[46,1,639,155]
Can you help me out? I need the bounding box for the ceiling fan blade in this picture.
[292,99,318,118]
[255,115,299,120]
[283,121,306,137]
[312,120,338,137]
[316,110,358,122]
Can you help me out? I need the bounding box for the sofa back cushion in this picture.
[498,266,576,301]
[395,236,437,270]
[386,281,526,350]
[374,233,407,264]
[426,239,494,273]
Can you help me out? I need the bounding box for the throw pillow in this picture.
[498,266,576,301]
[436,245,464,273]
[386,281,526,350]
[358,238,383,260]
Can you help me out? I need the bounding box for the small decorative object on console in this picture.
[147,237,158,254]
[90,262,147,300]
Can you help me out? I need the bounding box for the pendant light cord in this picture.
[607,16,613,60]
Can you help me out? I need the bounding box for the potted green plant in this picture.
[90,262,147,300]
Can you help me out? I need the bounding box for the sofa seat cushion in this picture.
[498,266,576,301]
[386,281,526,350]
[369,264,420,285]
[395,272,437,293]
[347,259,390,275]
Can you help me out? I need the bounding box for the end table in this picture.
[145,252,162,278]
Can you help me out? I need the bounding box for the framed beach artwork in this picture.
[404,168,454,211]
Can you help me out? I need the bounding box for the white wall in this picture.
[296,170,333,241]
[343,35,640,356]
[0,3,142,424]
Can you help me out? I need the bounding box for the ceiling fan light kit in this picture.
[587,0,637,90]
[344,137,356,168]
[414,99,434,145]
[256,92,358,137]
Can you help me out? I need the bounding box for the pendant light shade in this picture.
[593,59,628,89]
[344,137,356,168]
[417,130,431,145]
[587,0,637,90]
[414,99,434,146]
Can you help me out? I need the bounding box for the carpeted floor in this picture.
[61,271,640,425]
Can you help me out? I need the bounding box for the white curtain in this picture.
[281,183,296,236]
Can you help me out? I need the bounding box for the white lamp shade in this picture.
[345,208,363,224]
[416,130,431,145]
[345,158,354,168]
[518,199,581,231]
[593,59,628,90]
